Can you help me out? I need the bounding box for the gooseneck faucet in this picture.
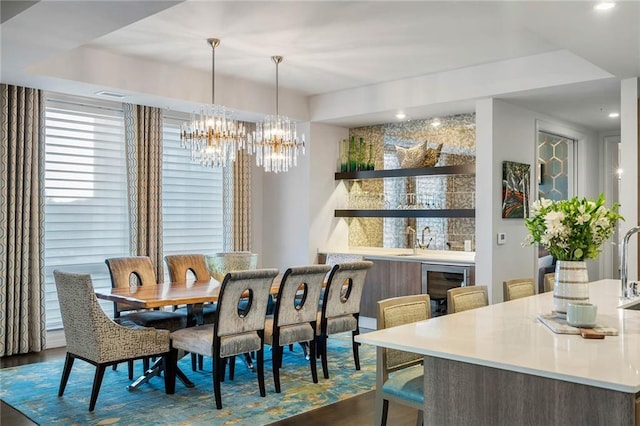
[620,226,640,300]
[418,226,432,249]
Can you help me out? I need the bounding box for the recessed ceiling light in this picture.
[608,112,620,118]
[431,119,442,127]
[395,112,406,120]
[594,2,616,11]
[95,90,126,99]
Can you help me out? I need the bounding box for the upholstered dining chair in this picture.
[447,285,489,314]
[503,278,535,301]
[544,272,555,293]
[164,254,218,370]
[105,256,186,377]
[169,268,279,409]
[316,260,373,379]
[264,264,331,393]
[53,270,175,412]
[375,294,431,426]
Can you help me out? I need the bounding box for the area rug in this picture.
[0,333,375,425]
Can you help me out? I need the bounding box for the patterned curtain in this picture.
[223,143,252,252]
[0,84,46,356]
[123,104,164,281]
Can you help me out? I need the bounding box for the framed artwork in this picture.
[502,161,530,218]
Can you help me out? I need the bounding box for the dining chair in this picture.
[375,294,431,426]
[503,278,535,301]
[446,285,489,314]
[105,256,186,378]
[169,268,279,409]
[544,272,555,293]
[316,260,373,379]
[53,270,175,411]
[164,254,218,370]
[264,264,331,393]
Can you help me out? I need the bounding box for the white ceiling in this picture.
[1,0,639,132]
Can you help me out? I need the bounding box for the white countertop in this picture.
[356,279,640,393]
[319,246,475,265]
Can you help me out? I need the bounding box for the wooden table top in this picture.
[95,277,284,309]
[95,279,224,309]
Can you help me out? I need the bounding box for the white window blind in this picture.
[44,96,129,330]
[162,116,224,281]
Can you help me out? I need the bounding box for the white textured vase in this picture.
[553,260,589,314]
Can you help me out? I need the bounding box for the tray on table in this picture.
[536,313,619,336]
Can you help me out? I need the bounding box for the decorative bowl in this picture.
[205,252,258,282]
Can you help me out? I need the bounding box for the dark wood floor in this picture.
[1,347,418,426]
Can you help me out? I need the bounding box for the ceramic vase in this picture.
[553,260,589,314]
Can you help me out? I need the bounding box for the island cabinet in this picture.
[359,259,422,318]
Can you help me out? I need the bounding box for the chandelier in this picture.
[250,56,305,173]
[180,38,247,168]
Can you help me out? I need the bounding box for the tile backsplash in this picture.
[345,113,476,251]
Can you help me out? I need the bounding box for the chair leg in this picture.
[352,328,361,370]
[191,353,197,371]
[320,335,330,379]
[128,360,134,380]
[257,347,266,397]
[198,354,204,370]
[213,354,223,409]
[229,355,236,380]
[376,398,389,426]
[89,364,107,412]
[416,409,424,426]
[143,357,149,373]
[58,353,75,397]
[272,346,282,393]
[309,339,318,384]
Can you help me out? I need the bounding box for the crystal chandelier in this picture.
[250,56,305,173]
[180,38,247,168]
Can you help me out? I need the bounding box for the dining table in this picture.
[95,277,283,392]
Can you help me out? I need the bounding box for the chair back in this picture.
[53,270,111,362]
[165,254,210,284]
[321,261,373,319]
[544,272,555,293]
[214,268,279,337]
[377,294,431,376]
[447,285,489,314]
[105,256,157,316]
[274,265,331,327]
[503,278,535,301]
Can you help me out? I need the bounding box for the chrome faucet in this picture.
[620,226,640,300]
[417,226,432,249]
[406,226,417,254]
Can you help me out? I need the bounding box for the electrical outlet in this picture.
[497,233,506,245]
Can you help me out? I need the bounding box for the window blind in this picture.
[44,96,129,330]
[161,116,224,281]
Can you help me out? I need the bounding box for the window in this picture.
[161,115,224,280]
[44,95,129,330]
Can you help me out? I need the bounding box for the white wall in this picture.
[619,78,639,281]
[475,98,601,303]
[308,123,350,259]
[257,123,311,271]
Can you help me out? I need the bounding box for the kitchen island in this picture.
[356,279,640,425]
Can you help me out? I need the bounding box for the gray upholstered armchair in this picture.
[169,268,279,409]
[53,270,175,412]
[264,264,331,393]
[316,260,373,379]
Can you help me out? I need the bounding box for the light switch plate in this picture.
[497,233,506,245]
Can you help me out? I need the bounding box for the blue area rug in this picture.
[0,333,375,425]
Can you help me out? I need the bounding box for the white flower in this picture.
[575,213,591,225]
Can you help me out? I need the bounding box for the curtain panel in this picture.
[223,146,252,252]
[0,84,46,356]
[124,104,164,281]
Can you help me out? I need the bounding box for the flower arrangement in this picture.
[524,194,623,261]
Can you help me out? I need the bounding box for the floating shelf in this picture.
[335,164,475,180]
[334,209,475,218]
